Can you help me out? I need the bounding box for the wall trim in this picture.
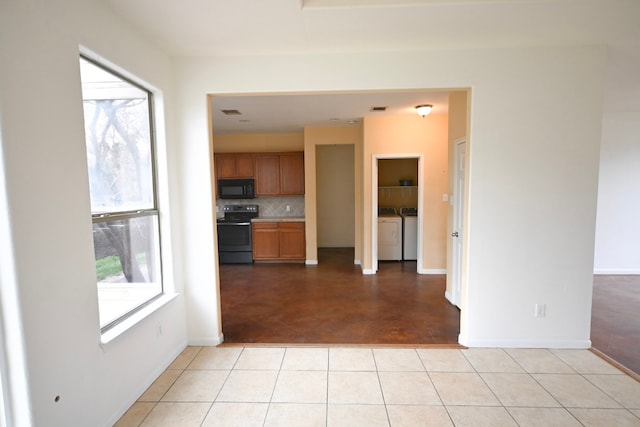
[445,291,454,305]
[188,334,224,346]
[458,334,591,349]
[362,268,376,275]
[593,269,640,275]
[419,268,446,275]
[305,259,319,265]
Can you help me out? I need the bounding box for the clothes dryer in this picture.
[400,207,418,261]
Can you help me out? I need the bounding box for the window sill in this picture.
[100,292,179,346]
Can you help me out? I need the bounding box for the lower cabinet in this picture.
[252,221,305,261]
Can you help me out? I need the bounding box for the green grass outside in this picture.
[96,255,123,281]
[96,253,148,281]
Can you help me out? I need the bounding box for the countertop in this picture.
[252,217,305,223]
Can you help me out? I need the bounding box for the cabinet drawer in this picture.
[252,222,279,230]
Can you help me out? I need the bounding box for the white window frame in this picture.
[79,55,164,333]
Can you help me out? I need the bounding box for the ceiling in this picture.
[103,0,640,134]
[211,90,451,134]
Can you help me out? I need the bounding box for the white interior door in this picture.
[451,139,466,308]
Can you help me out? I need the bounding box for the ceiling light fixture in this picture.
[415,104,433,117]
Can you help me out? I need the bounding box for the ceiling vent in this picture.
[221,109,242,115]
[370,106,387,112]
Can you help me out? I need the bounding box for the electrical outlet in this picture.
[442,193,449,202]
[535,304,546,318]
[156,323,163,337]
[286,205,291,212]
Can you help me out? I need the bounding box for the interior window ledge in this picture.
[100,292,179,346]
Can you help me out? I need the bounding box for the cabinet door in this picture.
[255,155,280,196]
[215,154,237,179]
[279,222,305,259]
[280,153,304,195]
[252,222,279,259]
[235,154,255,178]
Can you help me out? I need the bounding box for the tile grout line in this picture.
[262,346,288,427]
[415,348,457,426]
[197,346,242,426]
[508,349,621,425]
[371,348,392,426]
[138,346,205,427]
[326,347,330,427]
[580,371,634,410]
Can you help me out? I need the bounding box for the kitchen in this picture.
[211,93,451,274]
[215,150,307,264]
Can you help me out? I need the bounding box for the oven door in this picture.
[217,222,252,252]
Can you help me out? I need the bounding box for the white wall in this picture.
[594,112,640,274]
[176,45,606,349]
[0,0,187,425]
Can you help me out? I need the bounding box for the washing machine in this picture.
[400,207,418,261]
[378,207,402,261]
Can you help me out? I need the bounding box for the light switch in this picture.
[442,194,449,202]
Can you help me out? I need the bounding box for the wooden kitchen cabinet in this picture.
[254,155,280,196]
[255,152,304,196]
[252,222,280,259]
[252,221,305,261]
[215,153,255,179]
[279,153,305,195]
[278,222,306,259]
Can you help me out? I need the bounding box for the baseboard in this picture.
[305,259,318,265]
[419,268,446,275]
[354,259,361,265]
[458,334,592,349]
[593,268,640,275]
[362,268,376,275]
[188,333,224,346]
[445,291,454,305]
[590,348,640,381]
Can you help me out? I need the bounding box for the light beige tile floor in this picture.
[115,346,640,427]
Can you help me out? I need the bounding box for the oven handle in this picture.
[218,222,251,226]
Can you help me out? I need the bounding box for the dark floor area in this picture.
[591,274,640,375]
[220,247,460,345]
[219,248,638,375]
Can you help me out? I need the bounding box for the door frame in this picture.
[449,137,466,307]
[371,153,424,273]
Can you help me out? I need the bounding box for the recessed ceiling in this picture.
[211,90,451,134]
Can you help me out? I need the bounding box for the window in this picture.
[79,56,163,330]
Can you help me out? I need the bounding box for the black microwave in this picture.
[218,178,255,199]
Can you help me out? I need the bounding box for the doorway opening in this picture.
[377,157,419,272]
[316,144,356,252]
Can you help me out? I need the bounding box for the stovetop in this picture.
[218,204,259,223]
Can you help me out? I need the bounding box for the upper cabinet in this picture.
[255,152,304,196]
[215,153,255,179]
[279,153,305,195]
[255,155,280,196]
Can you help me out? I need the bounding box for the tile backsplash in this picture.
[216,196,305,218]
